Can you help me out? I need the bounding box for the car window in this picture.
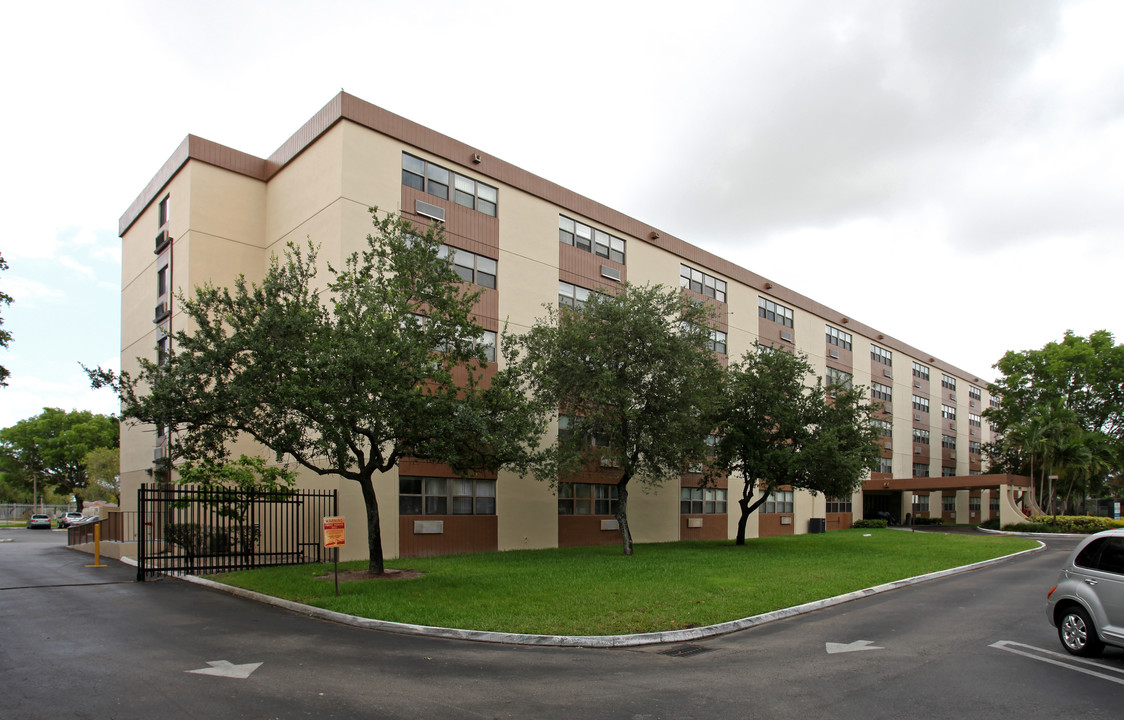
[1098,538,1124,575]
[1075,538,1105,570]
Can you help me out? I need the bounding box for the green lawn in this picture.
[210,529,1038,636]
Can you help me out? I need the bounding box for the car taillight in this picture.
[1047,585,1057,599]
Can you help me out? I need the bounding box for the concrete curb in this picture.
[974,527,1088,539]
[126,540,1046,648]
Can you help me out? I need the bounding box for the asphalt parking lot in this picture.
[3,527,1121,719]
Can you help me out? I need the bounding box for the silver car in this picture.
[1047,528,1124,657]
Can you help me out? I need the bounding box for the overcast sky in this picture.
[2,0,1122,428]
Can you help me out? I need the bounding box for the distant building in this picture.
[118,93,1030,560]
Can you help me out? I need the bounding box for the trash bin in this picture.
[809,517,827,534]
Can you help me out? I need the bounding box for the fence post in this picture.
[136,484,147,582]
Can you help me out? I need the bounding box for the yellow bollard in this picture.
[85,522,107,568]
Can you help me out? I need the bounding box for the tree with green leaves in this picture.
[502,283,723,555]
[987,331,1124,510]
[0,251,12,387]
[88,208,546,574]
[715,346,881,545]
[0,408,119,509]
[82,446,121,504]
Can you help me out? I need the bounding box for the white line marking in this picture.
[186,660,263,679]
[990,641,1124,685]
[826,640,884,654]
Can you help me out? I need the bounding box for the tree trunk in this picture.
[616,475,633,556]
[736,479,767,546]
[358,471,386,575]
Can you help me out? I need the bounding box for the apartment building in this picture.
[119,92,1031,561]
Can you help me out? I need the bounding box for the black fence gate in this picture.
[136,483,337,581]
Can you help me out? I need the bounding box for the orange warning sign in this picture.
[323,516,346,548]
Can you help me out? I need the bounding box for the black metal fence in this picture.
[137,483,337,581]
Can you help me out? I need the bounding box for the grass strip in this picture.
[209,529,1037,636]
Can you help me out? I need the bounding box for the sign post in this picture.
[323,516,346,596]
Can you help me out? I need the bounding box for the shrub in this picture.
[978,518,1000,530]
[1002,522,1058,533]
[853,519,888,529]
[1026,515,1123,534]
[913,516,944,526]
[164,522,233,555]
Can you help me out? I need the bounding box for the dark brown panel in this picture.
[558,517,622,548]
[825,512,853,531]
[757,515,795,538]
[558,244,626,289]
[398,515,498,558]
[680,516,728,541]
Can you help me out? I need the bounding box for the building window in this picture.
[413,314,496,362]
[878,457,894,474]
[912,493,930,512]
[968,413,982,428]
[913,428,930,445]
[680,264,727,303]
[558,281,593,310]
[826,496,852,513]
[941,466,956,477]
[872,418,892,437]
[399,476,496,515]
[680,487,728,514]
[763,489,794,514]
[941,404,956,420]
[941,374,957,391]
[969,441,981,455]
[990,496,999,512]
[156,335,170,366]
[912,395,930,413]
[871,344,892,366]
[558,482,619,516]
[942,495,956,512]
[912,463,929,478]
[559,215,625,263]
[709,329,728,355]
[158,195,170,228]
[758,297,794,328]
[871,381,892,402]
[912,362,930,381]
[990,396,1000,409]
[969,386,982,402]
[969,496,981,512]
[403,153,497,217]
[440,245,496,289]
[826,325,852,350]
[825,367,853,390]
[157,264,169,297]
[942,434,956,449]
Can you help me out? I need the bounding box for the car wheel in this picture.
[1058,607,1104,657]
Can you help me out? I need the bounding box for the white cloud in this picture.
[2,276,66,307]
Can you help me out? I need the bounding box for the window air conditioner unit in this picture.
[950,422,956,430]
[949,453,956,460]
[829,349,839,359]
[950,393,956,401]
[780,330,793,343]
[915,381,921,388]
[154,301,170,323]
[884,442,892,450]
[914,413,921,421]
[154,229,171,254]
[884,369,892,378]
[415,199,446,222]
[601,265,621,281]
[914,447,921,454]
[153,447,167,462]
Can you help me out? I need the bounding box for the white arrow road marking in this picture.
[990,641,1124,686]
[186,660,263,679]
[826,640,884,654]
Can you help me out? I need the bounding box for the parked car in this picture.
[57,512,84,528]
[26,514,52,529]
[1047,528,1124,657]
